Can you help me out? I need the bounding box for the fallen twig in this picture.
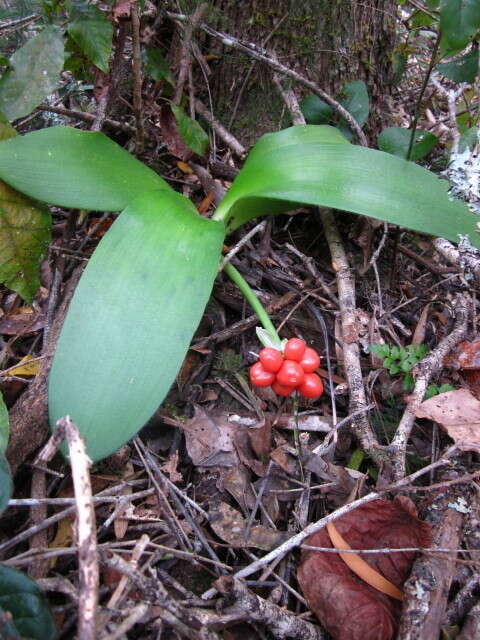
[388,292,470,481]
[61,416,99,640]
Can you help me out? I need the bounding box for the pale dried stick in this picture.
[319,208,381,459]
[388,293,469,481]
[61,416,99,640]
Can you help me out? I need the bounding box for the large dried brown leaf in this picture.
[297,497,432,640]
[415,388,480,451]
[182,406,238,468]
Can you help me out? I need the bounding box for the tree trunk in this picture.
[202,0,397,144]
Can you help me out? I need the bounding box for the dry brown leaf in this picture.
[219,466,256,512]
[182,406,238,468]
[415,388,480,451]
[160,450,183,483]
[445,340,480,398]
[112,0,134,21]
[297,497,432,640]
[209,502,289,550]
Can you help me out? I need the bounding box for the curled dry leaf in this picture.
[415,388,480,451]
[297,496,432,640]
[209,501,289,550]
[445,340,480,399]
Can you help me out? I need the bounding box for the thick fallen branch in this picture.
[215,576,325,639]
[398,475,474,639]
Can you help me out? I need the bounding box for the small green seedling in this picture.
[370,343,454,396]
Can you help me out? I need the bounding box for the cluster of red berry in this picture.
[249,338,324,399]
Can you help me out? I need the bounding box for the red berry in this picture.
[298,373,324,399]
[250,362,275,387]
[276,360,305,388]
[299,347,321,373]
[284,338,306,362]
[272,380,295,397]
[259,347,283,373]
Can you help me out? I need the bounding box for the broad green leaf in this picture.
[68,0,113,72]
[0,565,56,639]
[0,26,64,121]
[459,126,478,151]
[0,392,10,517]
[0,453,12,516]
[427,0,440,7]
[300,95,333,124]
[0,391,9,455]
[49,190,225,462]
[378,127,438,161]
[144,46,174,85]
[438,49,479,83]
[0,126,171,212]
[213,125,478,249]
[0,121,49,302]
[440,0,480,51]
[337,80,369,139]
[171,105,209,156]
[0,181,51,303]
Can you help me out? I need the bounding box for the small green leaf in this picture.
[383,357,393,368]
[337,80,370,139]
[389,364,400,375]
[401,360,412,372]
[0,26,64,121]
[390,346,400,359]
[68,0,113,72]
[347,448,365,470]
[49,189,225,462]
[440,0,480,51]
[171,105,209,156]
[438,49,479,84]
[403,372,414,390]
[0,180,51,303]
[256,327,283,351]
[299,95,333,124]
[378,127,438,161]
[438,383,455,393]
[0,126,171,212]
[425,384,439,399]
[459,127,478,152]
[143,46,174,85]
[369,344,390,359]
[0,565,56,639]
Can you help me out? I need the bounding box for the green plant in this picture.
[0,122,477,462]
[370,343,455,397]
[370,343,430,390]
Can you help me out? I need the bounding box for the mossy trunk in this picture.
[202,0,397,143]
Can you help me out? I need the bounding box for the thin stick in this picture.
[319,208,381,459]
[219,220,266,269]
[61,416,98,640]
[172,3,208,105]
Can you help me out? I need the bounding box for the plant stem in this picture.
[223,262,280,342]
